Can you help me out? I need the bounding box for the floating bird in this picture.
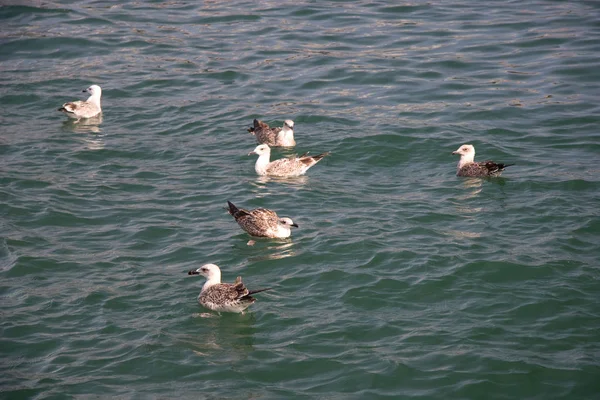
[452,144,514,177]
[58,85,102,119]
[227,200,298,238]
[188,263,271,313]
[249,144,329,177]
[248,119,296,147]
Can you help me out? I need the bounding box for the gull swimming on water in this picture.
[248,119,296,147]
[249,144,329,177]
[188,263,272,313]
[452,144,514,177]
[227,200,298,238]
[58,85,102,119]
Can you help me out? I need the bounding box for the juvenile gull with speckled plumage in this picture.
[248,119,296,147]
[227,201,298,238]
[249,144,329,177]
[58,85,102,119]
[452,144,514,177]
[188,263,271,313]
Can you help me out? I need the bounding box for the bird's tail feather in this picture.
[227,201,238,215]
[248,287,272,295]
[312,152,330,162]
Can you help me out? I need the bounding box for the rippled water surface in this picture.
[1,1,599,398]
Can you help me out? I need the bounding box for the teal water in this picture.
[1,1,600,398]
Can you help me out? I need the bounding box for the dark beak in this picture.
[291,223,299,228]
[82,89,87,93]
[188,269,200,275]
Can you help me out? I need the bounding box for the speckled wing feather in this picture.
[199,281,252,311]
[248,119,281,146]
[458,161,513,177]
[227,201,280,237]
[58,100,101,119]
[247,119,268,133]
[199,279,272,312]
[265,152,330,177]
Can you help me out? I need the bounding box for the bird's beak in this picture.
[248,151,256,156]
[82,89,87,93]
[452,151,459,155]
[291,223,299,228]
[188,269,200,275]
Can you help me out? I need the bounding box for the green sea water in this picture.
[1,1,599,398]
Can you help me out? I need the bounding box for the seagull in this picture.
[452,144,514,177]
[58,85,102,119]
[188,264,272,313]
[227,200,298,238]
[249,144,329,177]
[248,119,296,147]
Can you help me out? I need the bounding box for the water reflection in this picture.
[252,175,308,193]
[489,177,508,187]
[233,237,297,262]
[181,312,257,363]
[444,229,482,240]
[60,115,105,150]
[61,114,103,134]
[248,239,296,262]
[457,177,483,200]
[79,134,106,150]
[454,176,509,213]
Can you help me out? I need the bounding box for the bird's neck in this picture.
[255,152,271,175]
[202,275,221,292]
[87,92,101,107]
[457,154,474,169]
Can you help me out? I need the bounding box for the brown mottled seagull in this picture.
[58,85,102,119]
[188,263,271,313]
[248,119,296,147]
[452,144,514,177]
[249,144,329,177]
[227,201,298,238]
